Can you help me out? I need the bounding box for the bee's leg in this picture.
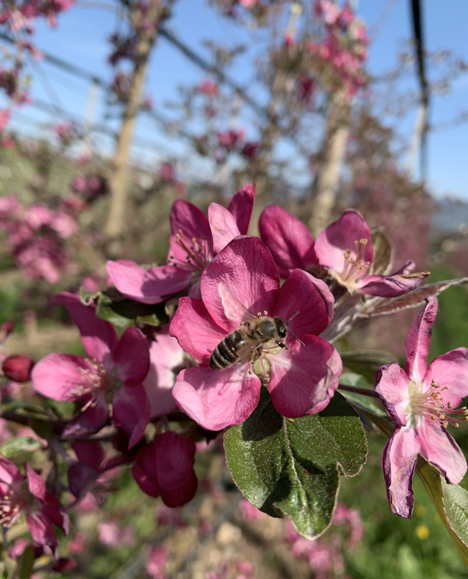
[277,341,294,355]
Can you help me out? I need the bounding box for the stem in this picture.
[338,383,381,398]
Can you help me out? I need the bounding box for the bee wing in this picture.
[219,282,257,324]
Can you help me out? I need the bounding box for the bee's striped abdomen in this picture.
[210,331,247,369]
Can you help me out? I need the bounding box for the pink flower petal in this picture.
[143,328,183,418]
[259,205,317,278]
[132,448,161,499]
[55,293,117,363]
[0,456,20,485]
[424,348,468,408]
[201,236,279,330]
[26,512,58,552]
[61,397,109,438]
[113,383,150,448]
[382,426,420,518]
[32,354,96,401]
[208,203,241,254]
[170,199,213,245]
[268,335,341,417]
[315,210,372,273]
[172,364,261,430]
[107,261,193,304]
[227,184,255,235]
[417,420,467,484]
[26,464,46,501]
[72,441,104,470]
[405,297,438,382]
[359,271,428,297]
[272,270,334,337]
[113,327,149,384]
[170,297,226,363]
[374,362,410,426]
[155,432,197,494]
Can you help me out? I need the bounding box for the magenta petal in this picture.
[113,327,149,384]
[170,199,213,245]
[417,420,467,484]
[155,432,196,488]
[0,456,20,485]
[55,292,118,363]
[26,512,58,551]
[208,203,241,254]
[170,297,226,363]
[374,362,409,426]
[359,272,428,297]
[227,184,255,235]
[107,261,193,304]
[62,398,109,438]
[26,464,46,501]
[132,447,161,499]
[68,462,98,499]
[72,441,104,470]
[161,470,198,508]
[201,236,279,330]
[405,297,438,382]
[382,426,420,518]
[172,364,261,430]
[259,205,317,278]
[41,493,69,534]
[113,383,150,449]
[315,210,372,273]
[268,335,341,417]
[32,354,94,401]
[272,270,334,337]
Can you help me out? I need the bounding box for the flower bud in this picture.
[2,355,34,382]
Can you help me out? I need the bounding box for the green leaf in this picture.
[340,351,395,383]
[18,545,34,579]
[80,286,169,329]
[417,457,468,565]
[339,373,387,420]
[0,436,43,458]
[224,390,367,539]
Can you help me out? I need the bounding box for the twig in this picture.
[338,383,381,398]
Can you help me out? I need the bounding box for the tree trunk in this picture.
[309,90,350,237]
[104,0,165,258]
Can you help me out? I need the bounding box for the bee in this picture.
[209,316,288,370]
[209,283,303,370]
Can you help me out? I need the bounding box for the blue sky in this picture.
[5,0,468,199]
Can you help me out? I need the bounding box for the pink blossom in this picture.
[98,521,135,547]
[0,457,68,553]
[0,110,10,131]
[170,236,341,430]
[376,297,468,518]
[146,545,168,579]
[32,293,151,448]
[107,184,255,304]
[68,532,86,554]
[217,129,245,152]
[2,355,34,382]
[132,431,197,507]
[239,499,264,521]
[260,207,428,297]
[196,79,219,97]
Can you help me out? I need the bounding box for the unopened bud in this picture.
[2,355,34,383]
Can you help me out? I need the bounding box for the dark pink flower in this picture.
[132,431,197,507]
[0,457,68,553]
[107,185,255,304]
[170,236,341,431]
[146,545,168,579]
[31,293,150,448]
[376,297,468,518]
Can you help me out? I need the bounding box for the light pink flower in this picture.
[146,545,168,579]
[107,184,255,304]
[0,457,68,553]
[260,206,428,297]
[170,236,341,431]
[31,293,150,448]
[375,297,468,518]
[143,326,186,418]
[98,521,135,547]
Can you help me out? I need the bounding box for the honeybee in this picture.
[209,316,288,369]
[209,283,302,370]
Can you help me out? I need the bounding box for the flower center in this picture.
[70,359,110,402]
[408,379,468,429]
[168,231,211,275]
[0,482,30,527]
[338,239,370,287]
